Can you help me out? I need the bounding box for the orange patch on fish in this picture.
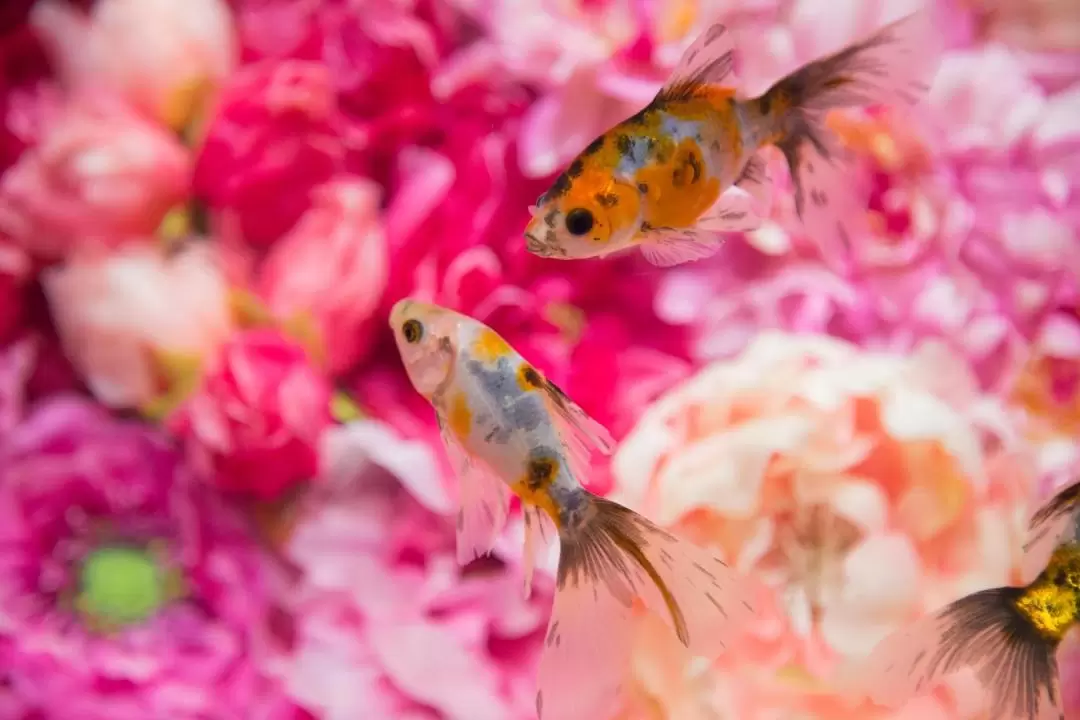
[516,364,545,392]
[471,328,511,364]
[636,137,722,229]
[447,392,473,440]
[512,456,563,526]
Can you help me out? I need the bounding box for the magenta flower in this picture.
[167,328,333,501]
[0,391,303,720]
[0,5,61,177]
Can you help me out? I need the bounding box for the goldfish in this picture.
[389,298,756,720]
[523,11,940,269]
[857,480,1080,720]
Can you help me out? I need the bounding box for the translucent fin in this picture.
[437,415,511,565]
[537,375,616,481]
[1022,481,1080,583]
[638,228,725,267]
[522,505,555,599]
[695,185,768,233]
[734,153,773,218]
[859,587,1064,720]
[763,11,940,273]
[656,23,737,103]
[535,494,754,720]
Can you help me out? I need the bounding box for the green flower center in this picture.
[75,545,184,631]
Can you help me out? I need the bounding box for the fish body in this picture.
[858,480,1080,720]
[524,12,941,270]
[389,298,756,720]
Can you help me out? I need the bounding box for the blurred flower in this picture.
[1063,631,1080,718]
[611,333,1037,686]
[30,0,236,131]
[168,328,332,501]
[274,422,548,720]
[0,91,191,260]
[42,241,233,411]
[257,176,389,376]
[976,0,1080,53]
[0,395,300,719]
[0,340,34,437]
[0,6,62,176]
[0,237,30,344]
[193,60,346,249]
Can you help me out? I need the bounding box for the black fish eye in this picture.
[565,208,594,236]
[401,319,423,344]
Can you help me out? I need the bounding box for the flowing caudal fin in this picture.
[534,493,755,720]
[1022,481,1080,583]
[859,587,1064,720]
[760,10,941,273]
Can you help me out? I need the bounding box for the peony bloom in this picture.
[42,241,234,411]
[30,0,236,131]
[257,176,389,376]
[610,332,1039,713]
[168,328,333,501]
[0,91,191,261]
[274,422,549,719]
[192,60,347,249]
[0,394,302,719]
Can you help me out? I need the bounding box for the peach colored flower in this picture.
[609,332,1040,713]
[42,242,233,410]
[257,176,389,375]
[0,92,191,260]
[31,0,236,131]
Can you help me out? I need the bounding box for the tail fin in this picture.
[858,587,1064,720]
[533,493,754,720]
[760,11,940,272]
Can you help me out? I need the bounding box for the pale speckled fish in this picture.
[389,298,755,720]
[524,11,941,269]
[855,480,1080,720]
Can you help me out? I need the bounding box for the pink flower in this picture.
[257,176,389,375]
[0,237,30,345]
[30,0,236,130]
[192,60,347,249]
[274,422,549,719]
[0,8,61,176]
[168,328,333,501]
[1062,631,1080,718]
[0,91,191,261]
[42,242,234,410]
[610,333,1039,700]
[0,395,303,719]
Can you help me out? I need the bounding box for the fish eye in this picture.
[565,208,594,236]
[401,318,424,344]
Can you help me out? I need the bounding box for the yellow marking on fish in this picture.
[611,531,689,645]
[511,457,563,527]
[471,328,512,364]
[1014,544,1080,642]
[517,364,545,392]
[447,392,473,441]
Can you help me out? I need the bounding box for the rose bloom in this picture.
[30,0,236,130]
[0,390,303,720]
[608,332,1039,716]
[42,241,234,410]
[167,328,333,501]
[256,176,389,376]
[0,91,191,261]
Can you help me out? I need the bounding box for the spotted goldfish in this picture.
[524,12,940,269]
[389,298,756,720]
[857,480,1080,720]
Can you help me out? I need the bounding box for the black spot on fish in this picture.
[615,134,632,156]
[543,210,557,228]
[641,221,654,232]
[806,161,815,174]
[546,621,560,647]
[625,106,650,125]
[688,152,702,183]
[567,159,584,178]
[810,188,828,207]
[582,136,605,157]
[637,182,649,194]
[526,454,558,491]
[595,192,619,208]
[521,366,544,388]
[547,172,571,198]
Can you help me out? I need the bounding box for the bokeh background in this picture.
[1,0,1079,717]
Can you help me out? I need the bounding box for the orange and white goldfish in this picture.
[389,298,755,720]
[524,12,940,269]
[857,480,1080,720]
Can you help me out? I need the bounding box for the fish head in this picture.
[389,298,462,399]
[525,165,642,261]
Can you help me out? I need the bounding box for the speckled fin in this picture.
[521,505,554,599]
[538,377,615,483]
[1021,480,1080,583]
[657,23,738,103]
[438,415,510,565]
[858,587,1064,720]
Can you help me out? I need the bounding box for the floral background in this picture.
[0,0,1079,718]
